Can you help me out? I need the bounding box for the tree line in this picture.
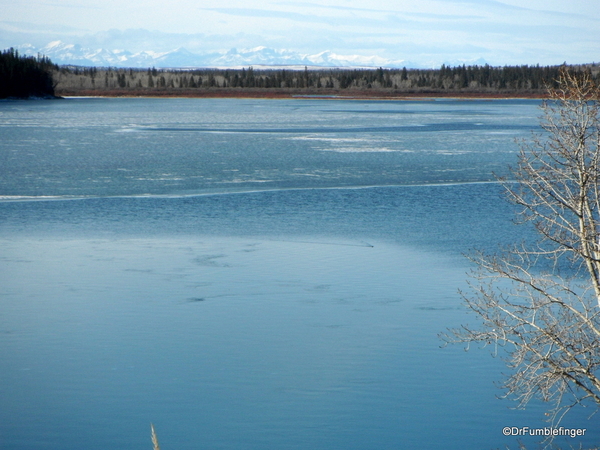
[52,63,600,96]
[2,47,599,98]
[0,48,58,98]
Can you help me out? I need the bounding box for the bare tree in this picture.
[442,69,600,431]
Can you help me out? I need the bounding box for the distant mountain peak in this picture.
[44,40,67,49]
[8,41,487,69]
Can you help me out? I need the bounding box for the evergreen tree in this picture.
[0,48,56,98]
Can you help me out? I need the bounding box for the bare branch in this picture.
[441,68,600,442]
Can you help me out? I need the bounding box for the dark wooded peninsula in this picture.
[0,48,58,98]
[2,47,598,99]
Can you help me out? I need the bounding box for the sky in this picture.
[1,0,599,66]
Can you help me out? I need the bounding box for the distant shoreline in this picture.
[56,88,547,100]
[53,64,593,100]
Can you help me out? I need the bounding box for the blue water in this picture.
[0,98,596,450]
[0,97,531,198]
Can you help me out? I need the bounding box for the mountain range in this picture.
[13,41,488,69]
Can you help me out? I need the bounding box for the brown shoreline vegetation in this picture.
[53,64,600,100]
[56,87,548,99]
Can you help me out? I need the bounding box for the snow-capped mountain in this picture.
[211,47,309,67]
[26,41,207,67]
[12,41,488,69]
[13,41,414,69]
[307,50,392,67]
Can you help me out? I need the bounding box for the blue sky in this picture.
[1,0,598,66]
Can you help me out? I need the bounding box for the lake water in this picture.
[0,98,596,449]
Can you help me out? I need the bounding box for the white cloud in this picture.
[1,0,598,66]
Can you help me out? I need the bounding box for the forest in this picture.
[2,47,599,99]
[52,63,600,98]
[0,48,58,98]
